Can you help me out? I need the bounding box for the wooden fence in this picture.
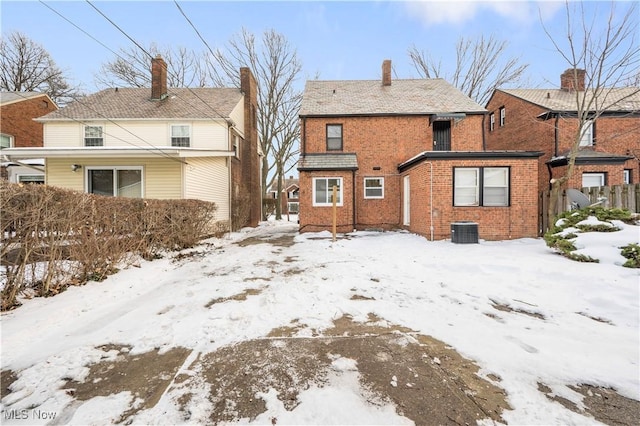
[539,184,640,233]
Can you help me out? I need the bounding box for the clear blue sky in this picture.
[1,1,636,96]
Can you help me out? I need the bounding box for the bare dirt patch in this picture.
[538,382,640,425]
[173,314,510,425]
[1,369,18,399]
[490,299,546,320]
[61,345,191,423]
[204,288,263,308]
[236,234,295,247]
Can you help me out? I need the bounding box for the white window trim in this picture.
[623,169,631,184]
[1,133,14,149]
[17,174,44,183]
[313,177,343,207]
[454,167,510,207]
[170,124,191,147]
[579,120,594,147]
[364,177,384,199]
[84,124,104,147]
[489,114,495,132]
[499,107,505,126]
[85,166,144,198]
[582,172,605,188]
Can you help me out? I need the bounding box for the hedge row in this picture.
[1,181,218,310]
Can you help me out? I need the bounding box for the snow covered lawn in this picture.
[1,218,638,425]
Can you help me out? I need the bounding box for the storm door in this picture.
[433,121,451,151]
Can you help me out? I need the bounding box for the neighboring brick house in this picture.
[485,69,640,193]
[297,60,543,241]
[0,91,57,182]
[268,176,299,214]
[2,56,262,230]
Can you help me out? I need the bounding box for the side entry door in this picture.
[433,121,451,151]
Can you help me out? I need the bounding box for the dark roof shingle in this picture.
[300,79,486,116]
[499,88,640,112]
[39,87,242,121]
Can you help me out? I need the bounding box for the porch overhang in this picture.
[547,151,632,167]
[0,147,235,160]
[298,153,359,171]
[430,113,466,124]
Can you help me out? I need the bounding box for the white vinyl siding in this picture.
[46,157,182,199]
[229,100,245,140]
[184,157,229,221]
[44,121,229,150]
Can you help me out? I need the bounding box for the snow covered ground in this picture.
[1,216,638,425]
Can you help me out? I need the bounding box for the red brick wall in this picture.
[403,157,540,240]
[298,171,355,233]
[551,162,634,188]
[486,90,640,190]
[300,114,485,232]
[0,95,57,147]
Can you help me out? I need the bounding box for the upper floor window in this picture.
[84,125,103,147]
[579,120,594,146]
[1,133,13,149]
[364,177,384,199]
[313,177,342,206]
[326,124,343,151]
[489,113,495,132]
[623,169,631,184]
[499,107,505,126]
[171,125,190,147]
[582,172,605,188]
[454,167,510,207]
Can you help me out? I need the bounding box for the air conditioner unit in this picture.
[451,221,478,244]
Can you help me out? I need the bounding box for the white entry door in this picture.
[403,175,410,226]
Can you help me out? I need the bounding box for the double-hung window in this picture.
[582,172,605,188]
[489,113,495,132]
[313,177,342,206]
[364,177,384,199]
[171,125,190,147]
[499,107,505,126]
[1,133,13,149]
[623,169,631,184]
[579,120,594,146]
[326,124,343,151]
[454,167,509,207]
[84,125,103,146]
[87,167,143,198]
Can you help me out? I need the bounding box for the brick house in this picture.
[297,60,543,241]
[485,69,640,193]
[268,176,299,214]
[0,91,57,182]
[1,56,262,230]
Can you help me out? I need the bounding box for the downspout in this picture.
[425,162,434,241]
[481,114,486,151]
[554,114,559,157]
[228,122,233,228]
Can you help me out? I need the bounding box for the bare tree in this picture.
[408,34,528,105]
[544,1,640,224]
[206,28,303,220]
[94,43,208,89]
[0,31,81,105]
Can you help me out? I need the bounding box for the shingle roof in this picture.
[300,79,486,116]
[39,87,242,121]
[298,153,358,171]
[499,88,640,112]
[0,91,50,106]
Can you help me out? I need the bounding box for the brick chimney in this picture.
[560,68,586,92]
[382,59,392,86]
[151,54,168,100]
